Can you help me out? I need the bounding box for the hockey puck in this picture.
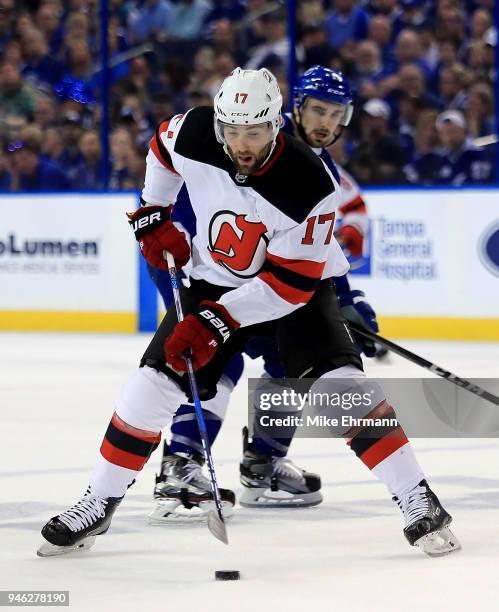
[215,570,240,581]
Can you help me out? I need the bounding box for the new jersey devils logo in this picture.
[208,211,268,278]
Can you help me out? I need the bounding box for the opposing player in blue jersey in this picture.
[148,66,380,522]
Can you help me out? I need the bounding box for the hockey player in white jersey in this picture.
[38,68,460,558]
[151,67,379,520]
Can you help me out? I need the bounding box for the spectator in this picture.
[127,0,172,44]
[109,126,134,190]
[418,24,439,73]
[436,38,459,69]
[35,2,64,56]
[300,24,337,70]
[324,0,370,52]
[0,61,36,119]
[348,98,407,184]
[397,62,440,109]
[58,111,85,184]
[147,92,176,127]
[396,93,425,158]
[73,129,102,190]
[64,40,94,81]
[15,11,35,39]
[470,9,491,44]
[434,109,493,184]
[21,27,64,88]
[42,126,65,163]
[165,0,213,42]
[189,45,217,92]
[3,39,22,69]
[210,18,244,64]
[117,93,153,149]
[120,145,146,190]
[235,0,267,52]
[4,125,69,191]
[298,0,325,28]
[465,82,495,139]
[438,64,470,110]
[205,0,246,25]
[32,93,58,130]
[185,87,212,109]
[436,4,466,54]
[367,15,395,71]
[404,108,441,184]
[351,40,384,98]
[245,12,289,70]
[466,40,490,80]
[0,0,15,55]
[369,0,399,21]
[392,0,429,38]
[1,114,28,143]
[116,56,160,107]
[393,28,427,73]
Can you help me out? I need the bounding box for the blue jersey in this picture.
[171,185,196,237]
[434,142,493,185]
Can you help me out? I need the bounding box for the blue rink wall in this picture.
[0,189,498,340]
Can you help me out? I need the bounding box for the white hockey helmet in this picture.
[214,67,283,146]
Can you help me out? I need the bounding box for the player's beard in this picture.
[306,128,333,148]
[228,141,273,175]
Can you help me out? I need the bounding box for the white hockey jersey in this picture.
[335,165,368,243]
[142,107,349,327]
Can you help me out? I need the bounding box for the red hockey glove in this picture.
[128,204,190,270]
[165,301,240,372]
[336,224,363,257]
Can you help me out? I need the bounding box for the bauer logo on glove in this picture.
[127,204,190,271]
[165,301,240,371]
[129,210,162,233]
[198,309,231,343]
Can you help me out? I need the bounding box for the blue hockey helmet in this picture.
[293,65,353,126]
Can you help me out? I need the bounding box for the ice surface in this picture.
[1,333,499,611]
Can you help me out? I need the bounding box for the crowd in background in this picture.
[0,0,496,191]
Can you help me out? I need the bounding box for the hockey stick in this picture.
[349,323,499,407]
[165,251,229,545]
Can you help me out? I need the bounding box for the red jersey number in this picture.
[301,212,336,245]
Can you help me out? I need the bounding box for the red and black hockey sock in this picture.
[347,401,408,470]
[100,412,161,471]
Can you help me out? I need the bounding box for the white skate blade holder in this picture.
[148,499,234,525]
[239,487,323,508]
[37,536,97,557]
[415,526,462,557]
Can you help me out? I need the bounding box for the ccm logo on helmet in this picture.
[198,309,230,342]
[130,211,162,232]
[231,112,249,116]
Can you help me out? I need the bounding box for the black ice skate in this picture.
[393,479,461,557]
[37,488,122,557]
[239,427,322,507]
[148,442,235,524]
